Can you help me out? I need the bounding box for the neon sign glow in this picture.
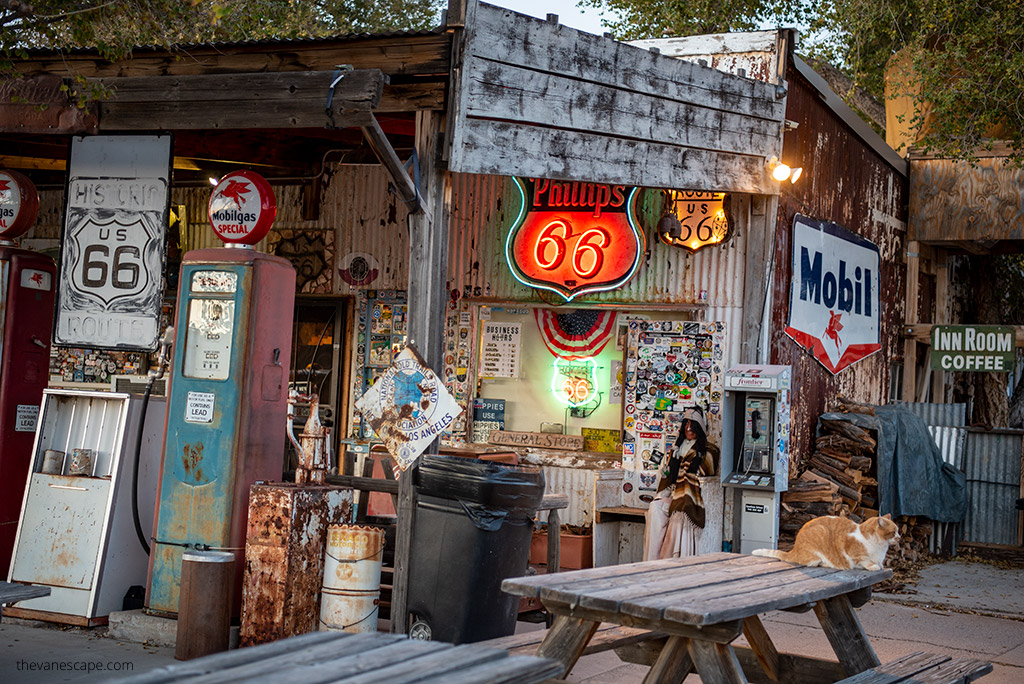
[659,190,732,253]
[505,178,646,302]
[551,356,598,406]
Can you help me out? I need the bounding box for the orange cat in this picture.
[752,514,900,570]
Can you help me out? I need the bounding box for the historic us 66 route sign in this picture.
[55,135,171,351]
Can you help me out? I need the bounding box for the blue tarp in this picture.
[816,406,967,522]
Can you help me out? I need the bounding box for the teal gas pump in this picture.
[145,171,295,618]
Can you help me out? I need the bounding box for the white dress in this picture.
[643,438,702,560]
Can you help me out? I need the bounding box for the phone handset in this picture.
[750,409,761,441]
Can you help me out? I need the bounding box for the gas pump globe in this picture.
[145,171,296,618]
[0,170,56,576]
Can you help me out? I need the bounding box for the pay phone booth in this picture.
[0,170,56,576]
[720,364,791,555]
[146,171,295,618]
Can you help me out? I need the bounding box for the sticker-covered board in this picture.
[621,320,726,507]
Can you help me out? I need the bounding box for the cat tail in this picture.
[751,548,788,560]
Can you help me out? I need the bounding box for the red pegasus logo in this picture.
[217,180,250,209]
[824,310,843,349]
[0,179,10,192]
[29,272,44,286]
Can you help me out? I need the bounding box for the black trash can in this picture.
[407,454,545,644]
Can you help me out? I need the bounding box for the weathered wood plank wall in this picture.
[448,2,786,193]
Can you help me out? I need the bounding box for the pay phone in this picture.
[720,365,791,555]
[0,170,56,576]
[740,396,774,474]
[146,171,296,618]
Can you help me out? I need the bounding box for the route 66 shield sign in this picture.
[55,135,171,351]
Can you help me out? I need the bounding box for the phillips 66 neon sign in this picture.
[505,178,646,302]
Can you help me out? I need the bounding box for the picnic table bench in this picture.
[115,629,564,684]
[0,581,51,621]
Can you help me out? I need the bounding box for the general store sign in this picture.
[505,178,645,301]
[930,325,1014,372]
[55,135,171,351]
[785,215,880,374]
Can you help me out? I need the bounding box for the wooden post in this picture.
[931,248,949,403]
[902,240,920,401]
[740,194,778,364]
[392,108,451,635]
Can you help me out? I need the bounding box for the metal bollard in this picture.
[175,551,235,660]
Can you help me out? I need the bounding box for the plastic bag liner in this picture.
[414,454,545,529]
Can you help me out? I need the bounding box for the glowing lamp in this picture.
[768,156,803,183]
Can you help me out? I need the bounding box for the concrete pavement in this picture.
[0,558,1021,682]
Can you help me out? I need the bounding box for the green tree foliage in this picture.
[583,0,1024,164]
[1,0,442,64]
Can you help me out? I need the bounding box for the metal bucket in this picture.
[319,524,384,633]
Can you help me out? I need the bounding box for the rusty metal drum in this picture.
[319,524,384,634]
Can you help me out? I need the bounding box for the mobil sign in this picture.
[785,215,880,374]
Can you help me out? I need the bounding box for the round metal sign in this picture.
[0,169,40,239]
[207,170,276,245]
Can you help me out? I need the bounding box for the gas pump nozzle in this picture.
[150,326,175,380]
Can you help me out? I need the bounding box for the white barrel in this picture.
[319,524,385,633]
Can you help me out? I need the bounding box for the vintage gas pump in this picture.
[145,171,295,618]
[0,170,56,576]
[720,364,792,554]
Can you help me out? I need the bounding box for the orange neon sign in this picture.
[505,178,645,302]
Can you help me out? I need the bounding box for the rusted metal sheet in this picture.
[768,65,909,474]
[909,156,1024,243]
[239,482,353,647]
[627,30,785,85]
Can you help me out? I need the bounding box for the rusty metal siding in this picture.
[172,166,408,293]
[447,173,749,309]
[961,429,1022,546]
[768,66,909,474]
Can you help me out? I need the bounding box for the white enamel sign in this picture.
[55,135,171,351]
[784,215,881,374]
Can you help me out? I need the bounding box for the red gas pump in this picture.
[0,170,57,576]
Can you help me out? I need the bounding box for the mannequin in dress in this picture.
[643,407,719,560]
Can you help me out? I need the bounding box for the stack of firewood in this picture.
[779,397,933,561]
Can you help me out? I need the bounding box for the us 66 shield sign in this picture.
[55,135,171,351]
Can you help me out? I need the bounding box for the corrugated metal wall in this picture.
[536,466,595,528]
[961,429,1022,546]
[894,402,968,428]
[770,66,909,474]
[448,173,750,309]
[896,402,1020,548]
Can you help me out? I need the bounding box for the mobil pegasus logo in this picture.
[785,215,881,374]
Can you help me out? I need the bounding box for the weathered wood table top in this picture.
[0,581,51,605]
[116,630,565,684]
[502,551,892,684]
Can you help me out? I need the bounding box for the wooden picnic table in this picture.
[0,581,51,622]
[116,630,564,684]
[502,551,892,684]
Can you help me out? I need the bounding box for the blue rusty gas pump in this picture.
[145,171,295,618]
